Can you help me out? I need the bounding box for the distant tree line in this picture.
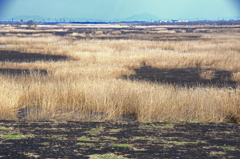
[0,19,38,29]
[27,20,38,29]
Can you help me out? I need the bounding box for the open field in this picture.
[0,24,240,123]
[0,23,240,158]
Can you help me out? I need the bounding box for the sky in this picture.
[0,0,240,21]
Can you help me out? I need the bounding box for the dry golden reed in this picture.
[0,34,240,122]
[200,70,215,80]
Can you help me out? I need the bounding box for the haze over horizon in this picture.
[0,0,240,22]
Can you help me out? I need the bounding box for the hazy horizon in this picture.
[0,0,240,21]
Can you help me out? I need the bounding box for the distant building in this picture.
[171,20,178,23]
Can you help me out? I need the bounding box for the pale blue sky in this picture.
[0,0,240,21]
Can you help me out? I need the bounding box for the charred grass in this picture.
[0,120,239,158]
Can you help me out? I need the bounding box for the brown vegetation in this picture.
[0,26,240,123]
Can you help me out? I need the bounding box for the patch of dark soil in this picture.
[167,26,240,30]
[0,121,239,158]
[0,69,48,76]
[17,108,137,122]
[75,34,203,41]
[54,31,73,36]
[0,50,70,63]
[122,66,239,88]
[0,31,72,36]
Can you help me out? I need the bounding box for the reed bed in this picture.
[0,35,240,122]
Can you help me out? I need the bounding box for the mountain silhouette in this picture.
[12,12,161,22]
[123,12,161,21]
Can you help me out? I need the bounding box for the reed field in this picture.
[0,29,240,123]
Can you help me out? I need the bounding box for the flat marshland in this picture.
[0,24,240,123]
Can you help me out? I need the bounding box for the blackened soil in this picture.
[0,50,70,63]
[74,34,203,42]
[123,66,239,88]
[0,69,48,76]
[0,31,73,37]
[0,121,239,158]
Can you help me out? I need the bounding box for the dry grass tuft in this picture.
[200,70,215,80]
[232,72,240,82]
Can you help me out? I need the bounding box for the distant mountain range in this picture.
[11,12,161,22]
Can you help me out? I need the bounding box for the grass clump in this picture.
[78,136,92,141]
[210,151,226,155]
[85,126,104,136]
[133,136,155,141]
[109,129,122,133]
[78,136,98,142]
[161,139,197,146]
[102,136,118,140]
[158,144,173,148]
[171,141,197,145]
[77,142,92,146]
[1,133,34,140]
[220,146,236,150]
[42,142,49,145]
[50,135,67,140]
[89,153,127,159]
[161,124,174,129]
[132,136,146,140]
[110,143,133,147]
[0,127,12,130]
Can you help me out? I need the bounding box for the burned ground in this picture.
[0,50,70,63]
[0,50,72,76]
[0,69,48,76]
[0,120,239,158]
[122,66,239,88]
